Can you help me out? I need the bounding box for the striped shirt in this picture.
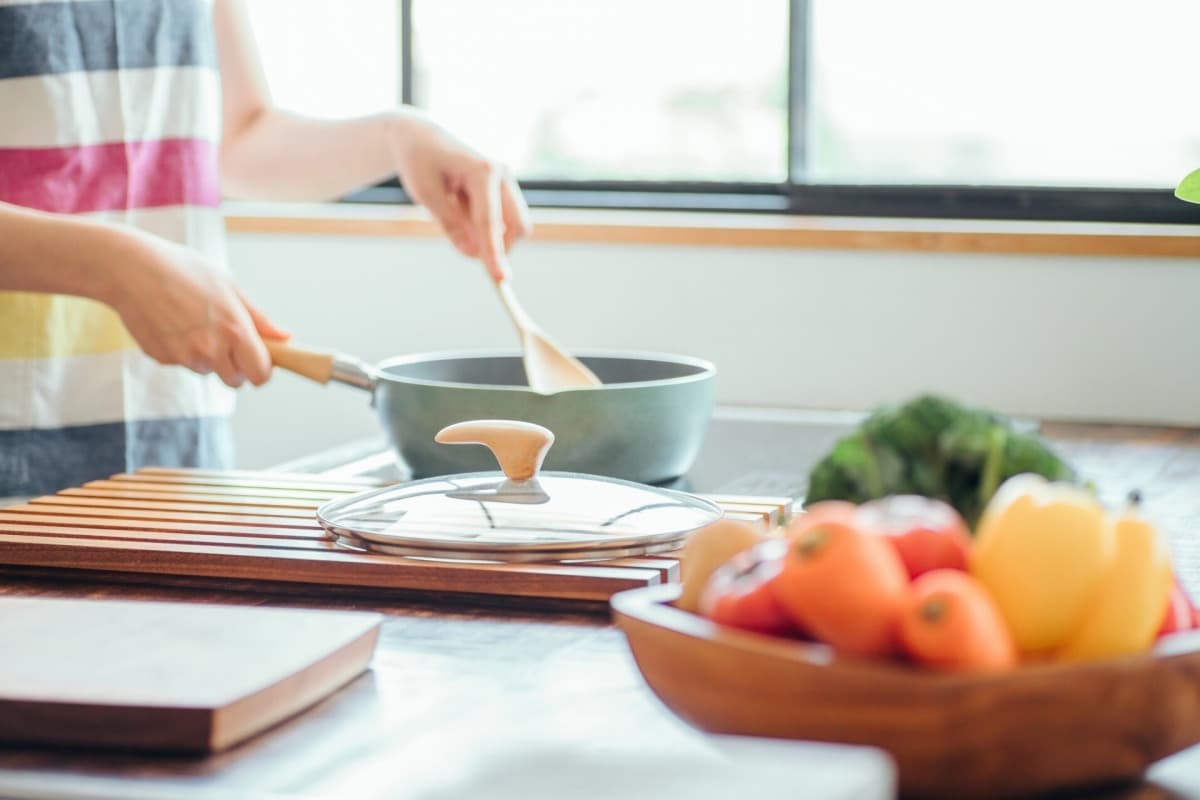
[0,0,235,496]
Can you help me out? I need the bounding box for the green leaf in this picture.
[1176,168,1200,204]
[803,392,1083,528]
[828,434,883,498]
[977,425,1008,510]
[869,395,958,457]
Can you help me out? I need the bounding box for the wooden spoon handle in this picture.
[264,340,336,384]
[495,279,533,334]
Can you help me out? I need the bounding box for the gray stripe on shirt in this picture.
[0,0,215,81]
[0,415,233,496]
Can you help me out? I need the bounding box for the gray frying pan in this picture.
[265,341,716,485]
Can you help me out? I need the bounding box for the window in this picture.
[248,0,1200,223]
[247,0,399,120]
[414,0,788,184]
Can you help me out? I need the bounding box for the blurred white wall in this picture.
[228,230,1200,468]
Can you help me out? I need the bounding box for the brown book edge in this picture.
[0,699,212,751]
[0,619,382,753]
[208,619,382,752]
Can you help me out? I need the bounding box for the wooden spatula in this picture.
[494,275,601,394]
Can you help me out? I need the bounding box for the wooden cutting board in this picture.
[0,469,791,609]
[0,596,381,752]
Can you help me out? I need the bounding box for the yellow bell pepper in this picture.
[1058,498,1172,661]
[970,475,1113,654]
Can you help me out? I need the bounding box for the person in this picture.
[0,0,532,497]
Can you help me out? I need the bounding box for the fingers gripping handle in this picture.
[435,420,555,481]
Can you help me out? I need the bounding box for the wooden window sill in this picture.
[223,202,1200,259]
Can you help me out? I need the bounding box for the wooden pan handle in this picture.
[264,340,336,384]
[435,420,555,481]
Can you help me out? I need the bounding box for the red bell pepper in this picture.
[855,495,972,580]
[1158,577,1199,638]
[699,539,796,636]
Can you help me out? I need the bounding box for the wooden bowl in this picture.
[612,584,1200,800]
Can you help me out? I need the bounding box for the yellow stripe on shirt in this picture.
[0,292,136,359]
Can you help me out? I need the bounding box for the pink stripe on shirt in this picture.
[0,138,220,213]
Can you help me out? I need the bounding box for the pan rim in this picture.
[373,349,717,393]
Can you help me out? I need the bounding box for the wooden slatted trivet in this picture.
[0,469,791,609]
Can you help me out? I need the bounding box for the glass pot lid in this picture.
[317,420,723,562]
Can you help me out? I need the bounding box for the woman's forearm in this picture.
[214,0,409,202]
[218,108,403,202]
[0,202,126,304]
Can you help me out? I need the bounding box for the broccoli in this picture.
[804,394,1077,530]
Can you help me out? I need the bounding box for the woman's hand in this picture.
[102,228,288,388]
[386,109,533,283]
[0,202,285,388]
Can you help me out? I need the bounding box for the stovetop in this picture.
[274,407,868,504]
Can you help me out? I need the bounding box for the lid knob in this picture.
[435,420,555,481]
